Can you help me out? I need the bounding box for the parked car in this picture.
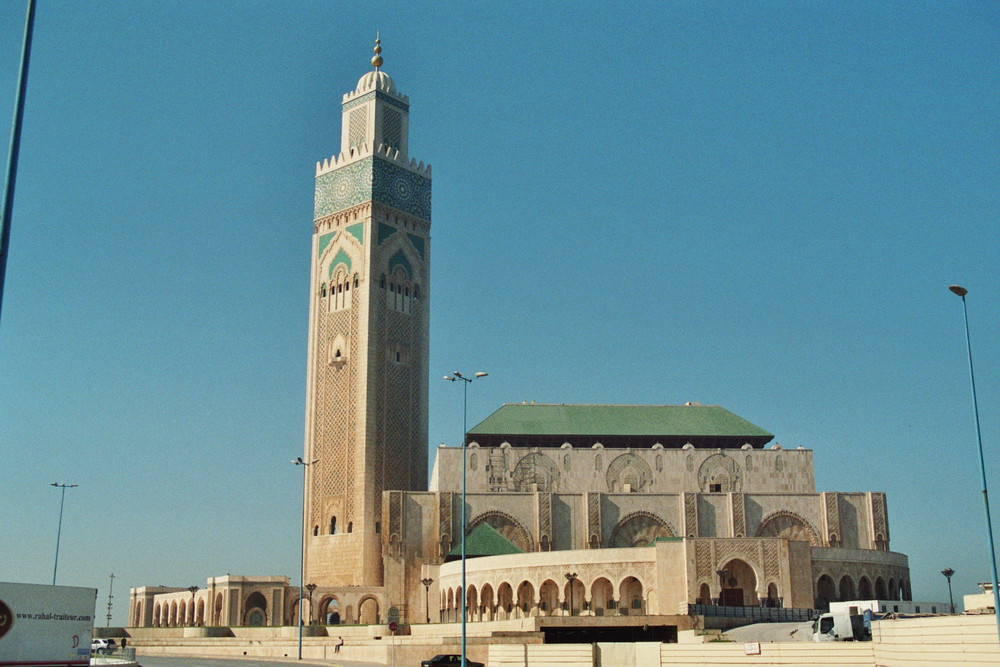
[91,638,117,654]
[420,655,484,667]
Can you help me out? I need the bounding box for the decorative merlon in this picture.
[316,142,431,177]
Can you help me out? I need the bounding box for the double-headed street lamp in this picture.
[291,456,318,660]
[443,370,487,667]
[948,285,1000,640]
[51,482,77,585]
[187,586,199,626]
[421,577,434,624]
[565,572,578,617]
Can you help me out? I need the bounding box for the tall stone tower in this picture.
[303,39,431,588]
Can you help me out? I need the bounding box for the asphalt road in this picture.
[136,656,381,667]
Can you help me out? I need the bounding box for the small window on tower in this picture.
[330,517,337,535]
[395,351,401,362]
[347,522,353,534]
[353,275,359,288]
[375,522,381,533]
[710,483,722,493]
[313,525,319,536]
[380,274,386,288]
[414,285,420,298]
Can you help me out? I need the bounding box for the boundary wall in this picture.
[488,615,1000,667]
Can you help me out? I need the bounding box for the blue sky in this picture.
[0,2,997,625]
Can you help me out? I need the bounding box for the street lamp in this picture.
[443,370,487,667]
[50,483,78,585]
[291,456,318,660]
[305,583,317,626]
[941,568,955,614]
[948,285,1000,638]
[421,577,434,624]
[565,572,578,617]
[187,586,198,626]
[716,569,730,607]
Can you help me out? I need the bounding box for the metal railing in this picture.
[686,603,815,623]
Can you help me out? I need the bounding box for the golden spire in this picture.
[371,31,383,70]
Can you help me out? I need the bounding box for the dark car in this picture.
[420,655,484,667]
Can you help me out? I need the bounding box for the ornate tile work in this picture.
[318,231,336,258]
[715,539,762,569]
[695,540,713,578]
[372,158,431,220]
[871,492,888,541]
[378,222,397,245]
[731,493,746,538]
[763,541,780,578]
[387,248,413,279]
[315,157,431,221]
[388,490,403,539]
[346,222,365,245]
[684,493,697,537]
[342,90,409,113]
[439,492,453,557]
[382,108,402,150]
[406,233,425,259]
[348,108,367,149]
[327,248,351,277]
[537,493,552,550]
[824,492,840,544]
[586,492,601,547]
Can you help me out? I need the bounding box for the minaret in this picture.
[303,37,431,588]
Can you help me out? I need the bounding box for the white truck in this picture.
[811,610,871,641]
[0,581,97,666]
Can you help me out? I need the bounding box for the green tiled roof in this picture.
[468,404,773,440]
[446,522,523,560]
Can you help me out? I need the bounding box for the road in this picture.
[135,656,382,667]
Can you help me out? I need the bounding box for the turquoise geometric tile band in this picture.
[315,156,431,221]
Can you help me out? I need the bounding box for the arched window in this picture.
[330,516,337,535]
[379,274,386,288]
[353,275,359,288]
[320,283,327,297]
[313,525,319,536]
[414,285,420,299]
[347,522,353,533]
[375,521,381,533]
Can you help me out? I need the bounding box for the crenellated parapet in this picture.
[316,141,431,178]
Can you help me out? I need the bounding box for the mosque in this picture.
[128,40,910,641]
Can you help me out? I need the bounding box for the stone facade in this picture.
[302,58,430,591]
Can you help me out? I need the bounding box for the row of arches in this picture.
[815,573,911,610]
[321,272,358,312]
[440,576,646,622]
[313,517,380,536]
[285,595,380,626]
[379,271,419,314]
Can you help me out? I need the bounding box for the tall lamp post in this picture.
[565,572,578,617]
[421,577,434,624]
[187,586,198,626]
[291,456,318,660]
[941,568,955,614]
[948,285,1000,639]
[51,482,77,585]
[305,583,317,626]
[443,370,487,667]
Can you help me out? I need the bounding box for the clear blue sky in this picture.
[1,2,996,625]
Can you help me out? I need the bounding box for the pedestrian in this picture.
[335,636,344,653]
